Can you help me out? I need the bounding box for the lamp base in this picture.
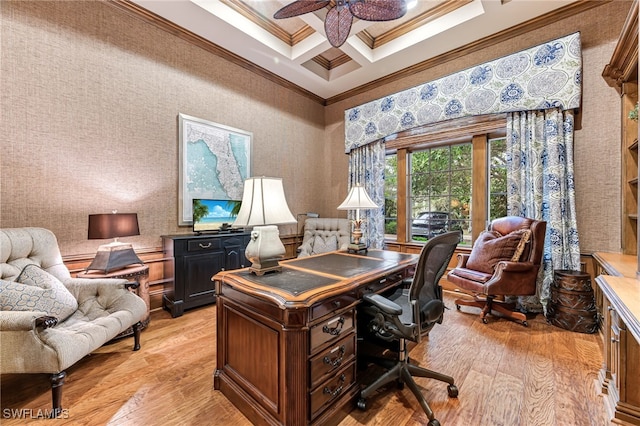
[86,242,143,273]
[245,225,286,276]
[347,243,368,254]
[249,263,282,276]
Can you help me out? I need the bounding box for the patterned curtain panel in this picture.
[346,141,386,249]
[506,108,581,313]
[344,32,582,153]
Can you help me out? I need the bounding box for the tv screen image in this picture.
[192,199,240,233]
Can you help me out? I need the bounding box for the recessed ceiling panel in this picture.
[131,0,585,100]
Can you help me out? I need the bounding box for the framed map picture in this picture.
[178,113,252,226]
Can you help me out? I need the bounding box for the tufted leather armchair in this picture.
[447,216,546,326]
[0,227,146,415]
[297,218,351,257]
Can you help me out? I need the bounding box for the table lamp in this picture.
[232,177,297,275]
[86,212,143,273]
[337,184,378,253]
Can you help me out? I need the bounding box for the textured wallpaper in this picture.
[0,1,327,256]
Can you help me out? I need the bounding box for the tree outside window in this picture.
[489,137,508,220]
[409,143,472,244]
[383,133,507,247]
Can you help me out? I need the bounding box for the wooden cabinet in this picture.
[596,6,640,421]
[596,275,640,425]
[603,0,639,258]
[162,232,250,317]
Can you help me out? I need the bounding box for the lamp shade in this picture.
[337,184,378,210]
[233,177,296,227]
[88,213,140,240]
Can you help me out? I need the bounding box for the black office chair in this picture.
[357,231,462,426]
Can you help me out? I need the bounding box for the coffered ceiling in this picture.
[122,0,601,103]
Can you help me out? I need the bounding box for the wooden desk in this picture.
[213,250,419,426]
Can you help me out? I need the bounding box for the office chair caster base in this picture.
[356,398,367,411]
[447,384,458,397]
[427,419,440,426]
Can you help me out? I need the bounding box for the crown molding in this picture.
[108,0,610,107]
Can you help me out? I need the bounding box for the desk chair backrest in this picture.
[489,216,546,269]
[297,218,351,257]
[409,230,462,338]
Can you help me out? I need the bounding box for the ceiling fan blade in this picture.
[325,6,353,47]
[273,0,331,19]
[349,0,407,21]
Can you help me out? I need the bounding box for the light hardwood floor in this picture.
[1,293,609,425]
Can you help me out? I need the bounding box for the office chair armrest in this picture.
[362,293,402,316]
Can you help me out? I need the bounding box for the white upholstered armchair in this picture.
[0,227,147,415]
[297,218,351,257]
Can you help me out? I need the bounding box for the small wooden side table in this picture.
[77,264,150,332]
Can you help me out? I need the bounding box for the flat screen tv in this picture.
[192,199,241,234]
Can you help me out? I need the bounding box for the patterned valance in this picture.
[344,32,582,153]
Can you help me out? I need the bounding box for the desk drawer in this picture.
[187,238,222,252]
[310,292,357,322]
[358,272,404,296]
[310,362,356,420]
[310,332,356,388]
[310,310,354,352]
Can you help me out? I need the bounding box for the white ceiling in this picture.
[130,0,582,100]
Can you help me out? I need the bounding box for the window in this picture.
[382,114,507,247]
[409,143,472,243]
[384,153,398,237]
[488,137,507,220]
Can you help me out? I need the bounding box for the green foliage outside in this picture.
[384,138,508,241]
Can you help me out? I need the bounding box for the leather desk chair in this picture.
[357,231,462,426]
[447,216,546,326]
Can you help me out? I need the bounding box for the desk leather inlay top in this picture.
[238,269,339,296]
[287,253,387,278]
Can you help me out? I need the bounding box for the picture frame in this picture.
[178,113,252,226]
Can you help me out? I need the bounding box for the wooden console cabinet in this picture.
[596,275,640,425]
[162,232,250,317]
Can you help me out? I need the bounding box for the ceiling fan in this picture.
[273,0,407,48]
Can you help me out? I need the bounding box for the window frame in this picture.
[384,114,506,247]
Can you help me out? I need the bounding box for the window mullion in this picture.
[397,148,408,243]
[471,134,488,243]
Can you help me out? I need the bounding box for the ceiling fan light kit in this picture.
[274,0,407,48]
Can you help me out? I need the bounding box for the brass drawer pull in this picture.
[323,345,346,368]
[323,374,346,398]
[322,316,345,336]
[198,242,212,249]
